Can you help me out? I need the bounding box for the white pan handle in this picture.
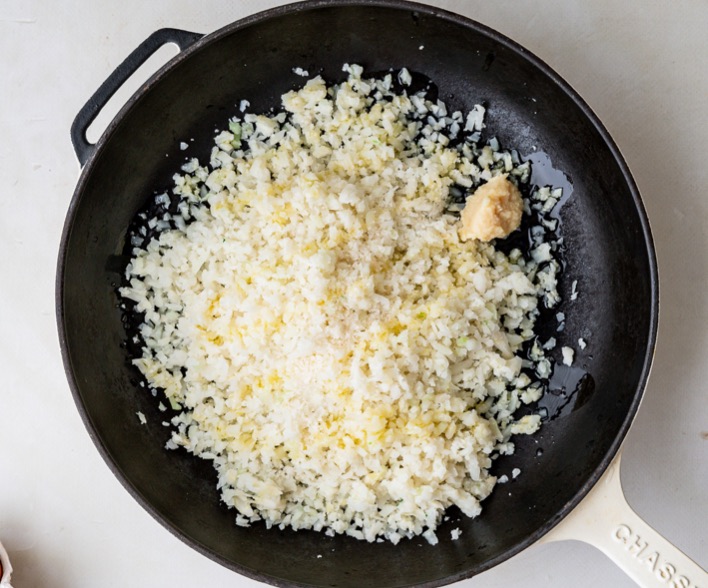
[539,453,707,587]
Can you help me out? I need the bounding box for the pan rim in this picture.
[56,1,659,586]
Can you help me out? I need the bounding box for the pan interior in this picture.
[59,3,656,587]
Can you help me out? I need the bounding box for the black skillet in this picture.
[57,1,664,586]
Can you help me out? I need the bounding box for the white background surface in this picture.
[0,0,706,586]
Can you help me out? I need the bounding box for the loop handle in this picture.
[70,28,203,165]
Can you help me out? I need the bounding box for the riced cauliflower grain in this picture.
[562,346,575,366]
[120,65,562,546]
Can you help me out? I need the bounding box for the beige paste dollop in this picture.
[459,174,523,242]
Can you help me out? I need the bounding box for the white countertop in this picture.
[0,1,706,586]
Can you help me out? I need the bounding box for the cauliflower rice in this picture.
[120,64,560,545]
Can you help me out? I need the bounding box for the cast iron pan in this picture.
[57,1,658,586]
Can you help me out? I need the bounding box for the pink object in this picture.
[0,540,12,587]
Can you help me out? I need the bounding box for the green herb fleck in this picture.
[228,120,242,145]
